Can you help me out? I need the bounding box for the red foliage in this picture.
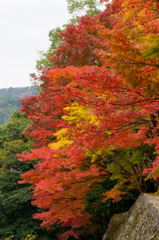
[18,0,159,238]
[49,15,107,67]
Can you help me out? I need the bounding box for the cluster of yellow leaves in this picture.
[21,234,36,240]
[62,103,99,126]
[49,103,99,153]
[86,149,104,164]
[49,128,73,150]
[5,235,36,240]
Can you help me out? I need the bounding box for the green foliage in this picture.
[0,111,38,239]
[104,144,156,193]
[0,111,29,144]
[84,178,140,239]
[36,27,64,70]
[66,0,105,17]
[141,35,159,60]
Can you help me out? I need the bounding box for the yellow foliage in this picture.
[122,8,136,22]
[4,237,13,240]
[86,149,104,164]
[21,234,36,240]
[62,102,99,126]
[49,103,99,151]
[49,128,73,150]
[5,235,36,240]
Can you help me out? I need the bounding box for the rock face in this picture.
[103,194,159,240]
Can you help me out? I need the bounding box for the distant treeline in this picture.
[0,87,38,126]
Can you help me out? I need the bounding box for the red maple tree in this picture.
[18,0,159,238]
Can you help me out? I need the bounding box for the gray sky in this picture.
[0,0,70,89]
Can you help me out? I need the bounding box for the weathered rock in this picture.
[102,194,159,240]
[102,212,128,240]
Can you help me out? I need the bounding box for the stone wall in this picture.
[103,194,159,240]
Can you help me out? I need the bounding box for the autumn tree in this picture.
[18,0,159,239]
[18,64,158,238]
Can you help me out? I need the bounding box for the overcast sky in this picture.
[0,0,71,89]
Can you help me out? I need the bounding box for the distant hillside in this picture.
[0,86,38,126]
